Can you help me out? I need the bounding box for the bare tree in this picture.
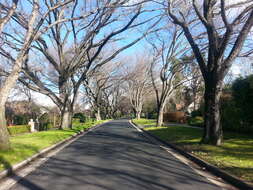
[0,0,74,149]
[149,27,190,127]
[167,0,253,145]
[124,56,151,119]
[0,0,42,149]
[19,0,158,129]
[0,0,20,149]
[83,63,119,121]
[84,74,109,121]
[102,79,125,119]
[0,0,18,34]
[181,56,204,112]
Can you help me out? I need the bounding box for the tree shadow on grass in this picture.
[0,155,12,173]
[0,145,39,173]
[147,126,253,184]
[222,167,253,185]
[147,128,201,143]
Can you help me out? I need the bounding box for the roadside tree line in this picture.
[124,0,253,146]
[0,0,158,150]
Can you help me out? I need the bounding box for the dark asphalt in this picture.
[9,120,221,190]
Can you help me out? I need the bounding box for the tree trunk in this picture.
[136,111,141,120]
[0,105,10,150]
[60,107,73,129]
[0,62,22,150]
[53,112,56,128]
[201,80,223,145]
[157,104,165,127]
[136,103,142,120]
[58,79,73,129]
[193,90,197,111]
[68,109,73,129]
[95,108,101,121]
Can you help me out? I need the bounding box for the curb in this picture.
[0,121,107,181]
[131,121,253,190]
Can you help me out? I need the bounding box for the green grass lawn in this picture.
[132,118,156,126]
[137,119,253,184]
[0,120,108,172]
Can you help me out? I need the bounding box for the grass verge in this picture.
[0,120,108,172]
[132,118,156,126]
[135,119,253,184]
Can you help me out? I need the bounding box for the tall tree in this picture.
[102,78,125,119]
[167,0,253,145]
[0,0,19,150]
[181,56,204,112]
[124,56,151,119]
[149,27,190,127]
[19,0,158,129]
[0,0,74,149]
[83,63,119,121]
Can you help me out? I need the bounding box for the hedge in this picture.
[73,113,86,123]
[163,112,186,123]
[7,125,31,135]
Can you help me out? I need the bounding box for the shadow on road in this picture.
[0,156,45,190]
[7,120,220,190]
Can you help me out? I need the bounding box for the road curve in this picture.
[8,120,221,190]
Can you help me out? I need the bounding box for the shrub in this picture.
[39,113,50,123]
[72,118,80,124]
[86,117,95,122]
[147,112,157,119]
[221,98,238,131]
[8,125,30,135]
[73,113,86,123]
[47,123,54,129]
[39,122,54,131]
[38,113,54,131]
[231,75,253,130]
[190,110,202,117]
[188,116,204,127]
[218,75,253,133]
[221,94,253,133]
[13,115,29,125]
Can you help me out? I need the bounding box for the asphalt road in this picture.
[8,120,221,190]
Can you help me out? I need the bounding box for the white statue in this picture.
[28,119,37,132]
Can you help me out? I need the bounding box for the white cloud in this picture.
[32,92,55,107]
[230,64,240,75]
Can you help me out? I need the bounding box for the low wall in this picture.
[163,112,186,123]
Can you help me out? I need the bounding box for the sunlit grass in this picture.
[0,120,108,172]
[145,124,253,184]
[133,118,156,126]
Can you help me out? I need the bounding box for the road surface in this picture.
[8,120,221,190]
